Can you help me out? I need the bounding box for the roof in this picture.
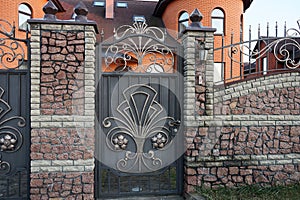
[153,0,253,17]
[57,0,163,42]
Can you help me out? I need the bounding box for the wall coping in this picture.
[28,19,99,34]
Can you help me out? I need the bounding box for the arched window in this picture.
[18,3,32,31]
[178,11,189,33]
[211,8,225,35]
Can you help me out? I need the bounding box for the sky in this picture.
[244,0,300,38]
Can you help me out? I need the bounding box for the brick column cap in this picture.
[182,8,216,34]
[28,19,99,34]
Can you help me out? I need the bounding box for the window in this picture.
[18,3,32,31]
[178,11,189,33]
[93,1,105,7]
[262,57,267,75]
[133,15,145,23]
[211,8,225,35]
[214,62,224,83]
[116,2,128,8]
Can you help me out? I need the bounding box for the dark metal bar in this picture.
[221,34,224,81]
[118,176,120,195]
[275,21,278,37]
[108,170,111,192]
[284,21,287,37]
[18,171,21,197]
[266,22,270,75]
[6,178,9,197]
[248,25,251,77]
[168,167,171,189]
[239,22,243,80]
[257,24,261,74]
[230,31,234,80]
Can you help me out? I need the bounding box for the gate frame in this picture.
[95,21,185,198]
[0,19,31,200]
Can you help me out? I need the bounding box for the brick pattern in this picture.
[185,126,300,191]
[30,172,94,200]
[186,162,300,189]
[31,128,94,162]
[217,87,300,115]
[0,0,47,39]
[29,21,96,199]
[40,30,85,115]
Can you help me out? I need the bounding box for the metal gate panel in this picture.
[95,21,184,198]
[0,71,30,199]
[0,19,30,199]
[96,74,183,198]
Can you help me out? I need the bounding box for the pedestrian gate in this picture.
[95,21,184,198]
[0,20,30,199]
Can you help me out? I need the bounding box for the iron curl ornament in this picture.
[104,21,175,73]
[226,19,300,69]
[0,87,25,174]
[102,84,178,173]
[0,154,10,175]
[0,19,26,69]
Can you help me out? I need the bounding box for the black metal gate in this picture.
[0,20,30,199]
[95,22,183,198]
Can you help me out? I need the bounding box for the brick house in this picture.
[0,0,64,38]
[0,0,299,199]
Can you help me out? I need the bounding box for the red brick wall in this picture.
[162,0,244,80]
[0,0,47,39]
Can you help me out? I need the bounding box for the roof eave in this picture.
[243,0,253,12]
[153,0,171,17]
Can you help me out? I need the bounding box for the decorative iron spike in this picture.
[43,0,58,20]
[189,8,203,28]
[74,1,89,22]
[275,21,278,37]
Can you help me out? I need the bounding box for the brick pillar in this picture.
[181,9,215,194]
[28,2,98,199]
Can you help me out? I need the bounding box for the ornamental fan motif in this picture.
[103,84,177,172]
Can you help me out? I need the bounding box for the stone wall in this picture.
[29,20,97,199]
[185,71,300,192]
[40,30,85,115]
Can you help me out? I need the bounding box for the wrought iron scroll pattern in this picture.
[0,19,26,69]
[0,87,25,174]
[104,21,175,73]
[228,37,300,69]
[213,19,300,79]
[286,19,300,37]
[103,84,176,172]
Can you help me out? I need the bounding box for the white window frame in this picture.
[214,62,224,84]
[18,3,32,31]
[211,8,225,35]
[178,11,189,33]
[262,57,267,75]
